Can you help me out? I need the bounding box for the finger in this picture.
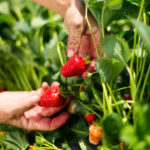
[50,82,60,88]
[7,112,70,131]
[15,92,41,116]
[40,97,71,117]
[24,97,71,118]
[67,32,82,57]
[49,112,70,131]
[66,16,84,57]
[37,82,49,95]
[42,82,49,91]
[82,59,96,79]
[78,35,91,58]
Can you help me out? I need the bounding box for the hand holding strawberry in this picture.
[39,82,65,107]
[0,82,70,131]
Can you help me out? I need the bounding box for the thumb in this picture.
[18,91,41,116]
[67,25,83,57]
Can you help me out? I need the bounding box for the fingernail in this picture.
[67,49,75,57]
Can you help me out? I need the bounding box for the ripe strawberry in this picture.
[80,86,85,91]
[28,146,36,150]
[120,142,124,148]
[39,84,65,107]
[61,55,86,77]
[83,113,96,123]
[89,123,102,145]
[122,93,132,100]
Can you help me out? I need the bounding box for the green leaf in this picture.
[108,0,123,10]
[15,21,32,33]
[0,123,21,131]
[96,35,131,82]
[31,17,48,28]
[97,146,111,150]
[102,35,131,63]
[96,58,124,82]
[120,125,138,146]
[102,113,123,146]
[0,15,13,25]
[3,131,29,150]
[0,1,10,15]
[79,140,95,150]
[130,18,150,54]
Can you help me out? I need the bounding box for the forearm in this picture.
[32,0,73,17]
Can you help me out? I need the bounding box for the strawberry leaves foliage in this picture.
[96,35,131,82]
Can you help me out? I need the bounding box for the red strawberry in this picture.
[122,93,132,100]
[28,146,36,150]
[61,55,86,77]
[83,113,96,123]
[80,86,85,91]
[120,142,124,148]
[39,83,65,107]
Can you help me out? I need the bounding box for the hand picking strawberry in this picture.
[0,82,70,131]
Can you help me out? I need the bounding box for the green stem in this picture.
[102,82,113,113]
[111,100,134,106]
[106,84,121,114]
[57,42,65,66]
[85,4,100,58]
[130,0,145,73]
[136,55,147,98]
[101,3,106,39]
[76,99,102,119]
[139,65,150,102]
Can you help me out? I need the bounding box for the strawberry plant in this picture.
[0,0,150,150]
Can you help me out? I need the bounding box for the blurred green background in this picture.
[0,0,67,91]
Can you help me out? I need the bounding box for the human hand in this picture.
[0,82,70,131]
[64,0,101,79]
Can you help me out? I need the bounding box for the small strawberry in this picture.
[61,55,86,77]
[83,113,96,123]
[0,131,4,136]
[39,83,65,107]
[68,100,77,113]
[120,142,124,148]
[122,93,132,100]
[28,146,36,150]
[80,86,85,91]
[89,123,102,145]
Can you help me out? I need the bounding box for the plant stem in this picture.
[57,42,65,66]
[139,65,150,102]
[85,4,100,58]
[106,84,121,114]
[76,99,102,119]
[130,0,145,73]
[102,82,113,113]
